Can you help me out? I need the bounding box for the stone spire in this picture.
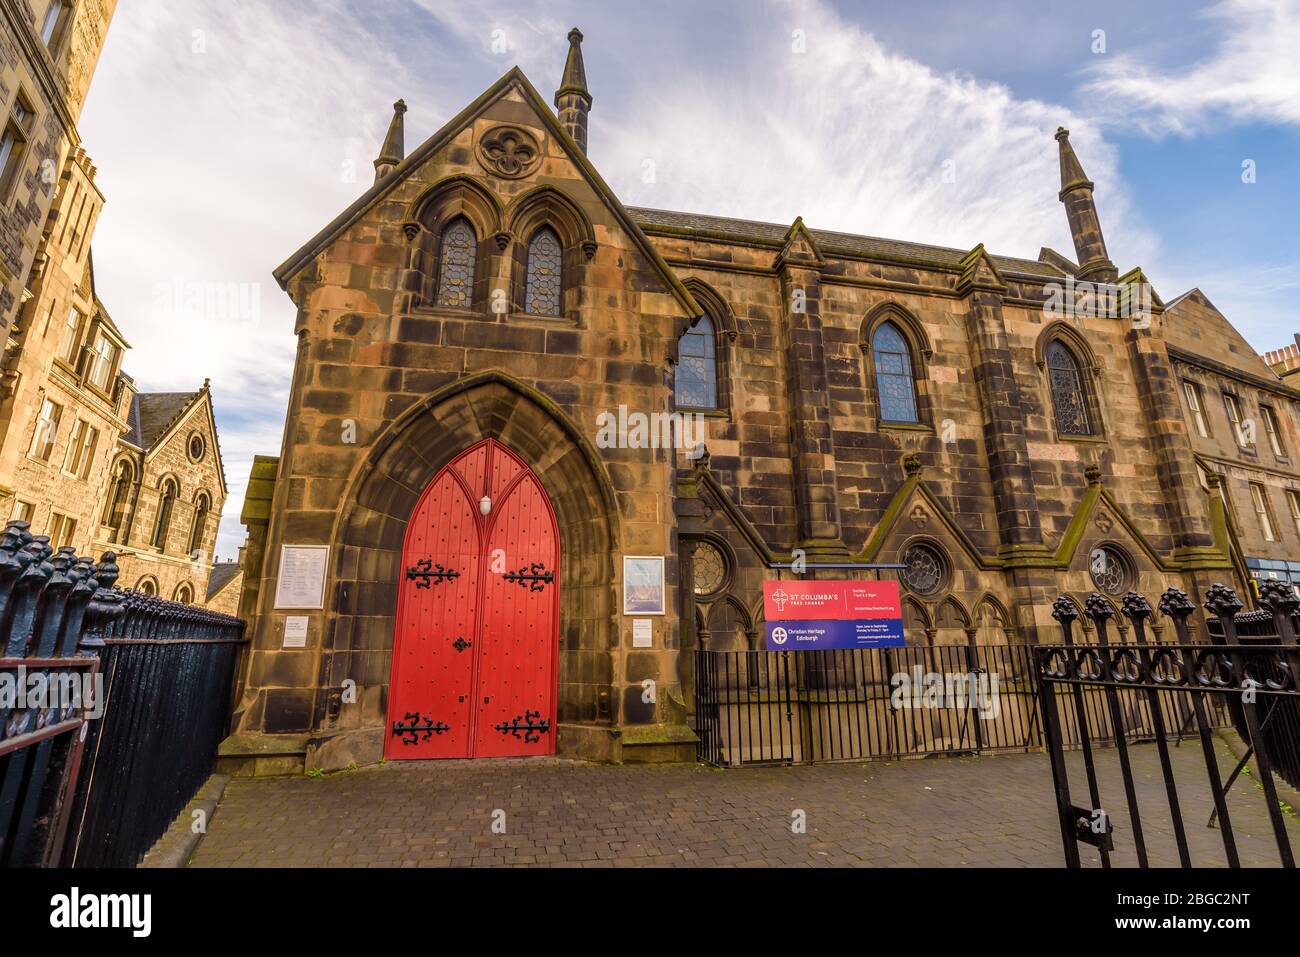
[373,99,407,182]
[554,28,592,153]
[1054,127,1117,283]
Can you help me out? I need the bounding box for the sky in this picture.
[74,0,1300,559]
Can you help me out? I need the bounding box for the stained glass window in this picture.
[435,217,477,308]
[872,321,919,423]
[524,227,562,316]
[1047,341,1092,435]
[901,543,946,595]
[675,314,718,410]
[691,541,727,596]
[1089,546,1130,596]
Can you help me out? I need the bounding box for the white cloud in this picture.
[78,0,428,558]
[1084,0,1300,136]
[75,0,1164,560]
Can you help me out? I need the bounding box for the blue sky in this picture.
[73,0,1299,557]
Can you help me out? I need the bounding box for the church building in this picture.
[227,29,1300,772]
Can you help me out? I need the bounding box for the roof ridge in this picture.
[628,205,1058,273]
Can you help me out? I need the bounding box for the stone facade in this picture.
[205,557,243,616]
[1166,300,1300,594]
[0,144,122,546]
[233,31,1296,770]
[100,383,229,603]
[0,0,115,346]
[0,7,234,609]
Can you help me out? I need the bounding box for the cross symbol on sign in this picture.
[771,588,790,612]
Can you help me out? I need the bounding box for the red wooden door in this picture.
[385,440,559,760]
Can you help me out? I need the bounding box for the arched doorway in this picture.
[384,438,560,759]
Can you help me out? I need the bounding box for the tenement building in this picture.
[0,2,235,608]
[0,0,115,348]
[229,30,1300,772]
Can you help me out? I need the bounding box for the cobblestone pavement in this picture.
[191,740,1299,867]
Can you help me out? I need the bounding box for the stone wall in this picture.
[110,393,227,603]
[0,0,115,342]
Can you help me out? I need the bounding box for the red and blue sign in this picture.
[763,580,905,650]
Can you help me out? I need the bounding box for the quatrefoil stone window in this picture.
[476,125,542,179]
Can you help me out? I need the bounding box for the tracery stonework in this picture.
[476,125,542,179]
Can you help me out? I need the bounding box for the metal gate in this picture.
[385,439,559,760]
[1037,582,1300,868]
[695,643,1047,764]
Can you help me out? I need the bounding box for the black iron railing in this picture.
[0,520,245,867]
[1038,582,1300,868]
[695,644,1041,766]
[696,621,1242,769]
[693,640,1231,767]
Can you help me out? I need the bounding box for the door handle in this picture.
[452,636,471,652]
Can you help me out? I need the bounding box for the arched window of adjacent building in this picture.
[1046,340,1093,435]
[674,314,718,410]
[153,477,178,552]
[173,582,194,605]
[135,576,158,596]
[523,226,562,316]
[871,321,920,423]
[435,217,477,308]
[102,459,133,540]
[188,491,211,559]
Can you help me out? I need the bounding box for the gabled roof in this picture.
[206,560,242,600]
[126,390,200,449]
[629,207,1065,278]
[273,66,701,318]
[123,383,229,496]
[1163,287,1283,385]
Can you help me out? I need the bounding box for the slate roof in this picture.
[206,560,241,601]
[628,207,1063,278]
[124,390,202,450]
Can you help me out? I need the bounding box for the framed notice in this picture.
[632,618,653,648]
[273,545,330,610]
[623,556,665,615]
[282,615,309,648]
[763,579,905,650]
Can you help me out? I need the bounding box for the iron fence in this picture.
[1038,582,1300,868]
[0,520,245,867]
[694,640,1233,767]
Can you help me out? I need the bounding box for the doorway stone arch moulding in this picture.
[260,371,628,770]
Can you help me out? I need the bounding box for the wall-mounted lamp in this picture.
[479,495,492,516]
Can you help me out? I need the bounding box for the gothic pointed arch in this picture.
[974,593,1017,643]
[407,173,504,239]
[902,595,932,634]
[861,302,933,428]
[501,186,598,320]
[679,279,738,342]
[503,184,596,254]
[403,175,503,312]
[704,594,753,652]
[932,595,973,646]
[1035,321,1106,438]
[189,489,212,558]
[153,474,180,552]
[319,372,622,737]
[101,455,136,539]
[1053,466,1176,572]
[1034,319,1100,373]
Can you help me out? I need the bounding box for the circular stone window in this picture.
[1090,545,1132,596]
[691,541,727,597]
[901,542,947,596]
[188,433,205,462]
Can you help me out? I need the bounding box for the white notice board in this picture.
[273,545,330,609]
